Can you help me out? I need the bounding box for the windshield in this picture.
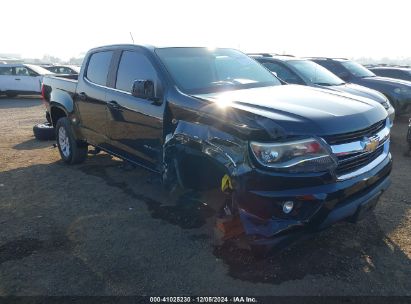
[25,64,54,75]
[155,48,280,94]
[288,60,345,86]
[340,61,375,78]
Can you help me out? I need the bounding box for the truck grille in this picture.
[326,119,389,178]
[335,145,384,175]
[324,120,385,145]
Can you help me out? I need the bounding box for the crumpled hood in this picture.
[323,83,388,104]
[194,85,387,137]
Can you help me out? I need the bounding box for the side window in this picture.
[0,67,14,75]
[15,67,30,76]
[25,68,38,76]
[86,51,113,86]
[262,62,302,84]
[115,51,158,93]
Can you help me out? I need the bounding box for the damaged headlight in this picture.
[250,138,337,172]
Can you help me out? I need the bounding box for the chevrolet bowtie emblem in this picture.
[363,137,379,153]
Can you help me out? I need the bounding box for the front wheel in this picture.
[56,117,87,164]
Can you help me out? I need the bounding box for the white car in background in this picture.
[0,64,53,97]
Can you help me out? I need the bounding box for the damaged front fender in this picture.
[163,120,251,180]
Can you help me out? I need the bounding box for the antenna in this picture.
[129,32,135,44]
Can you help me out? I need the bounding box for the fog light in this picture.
[282,201,294,214]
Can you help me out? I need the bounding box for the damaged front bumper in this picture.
[234,152,392,248]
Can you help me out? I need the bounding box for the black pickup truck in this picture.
[42,45,392,250]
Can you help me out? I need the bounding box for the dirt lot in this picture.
[0,96,410,296]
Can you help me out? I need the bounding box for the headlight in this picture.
[394,87,411,96]
[381,99,391,110]
[250,138,337,172]
[373,92,391,109]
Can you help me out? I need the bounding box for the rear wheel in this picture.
[56,117,87,164]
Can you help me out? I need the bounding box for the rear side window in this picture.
[86,51,113,86]
[0,67,13,75]
[115,51,157,93]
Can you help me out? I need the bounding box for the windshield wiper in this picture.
[313,82,334,86]
[210,80,237,86]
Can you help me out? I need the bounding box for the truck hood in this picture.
[358,76,411,89]
[316,83,388,105]
[194,85,387,137]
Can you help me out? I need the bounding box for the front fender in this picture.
[164,121,251,178]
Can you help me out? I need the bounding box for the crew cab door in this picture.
[105,49,165,169]
[75,50,114,147]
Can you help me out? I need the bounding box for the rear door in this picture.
[15,66,42,92]
[75,50,114,147]
[105,49,165,169]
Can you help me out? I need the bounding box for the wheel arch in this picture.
[50,105,68,127]
[162,120,249,191]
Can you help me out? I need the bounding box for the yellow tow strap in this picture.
[221,174,233,192]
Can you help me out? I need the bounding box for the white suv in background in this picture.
[0,64,53,97]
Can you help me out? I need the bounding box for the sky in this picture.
[1,0,411,60]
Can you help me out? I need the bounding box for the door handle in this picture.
[78,92,87,101]
[15,78,21,81]
[107,100,121,110]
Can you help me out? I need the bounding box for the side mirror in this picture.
[131,79,157,101]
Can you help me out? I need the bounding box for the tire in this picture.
[6,93,17,98]
[55,117,87,164]
[33,122,55,140]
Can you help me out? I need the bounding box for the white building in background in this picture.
[0,56,23,64]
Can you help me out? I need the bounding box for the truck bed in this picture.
[42,74,79,107]
[42,75,78,96]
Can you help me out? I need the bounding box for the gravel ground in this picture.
[0,96,410,296]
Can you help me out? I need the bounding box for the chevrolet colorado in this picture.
[42,45,392,250]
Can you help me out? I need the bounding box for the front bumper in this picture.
[235,152,392,248]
